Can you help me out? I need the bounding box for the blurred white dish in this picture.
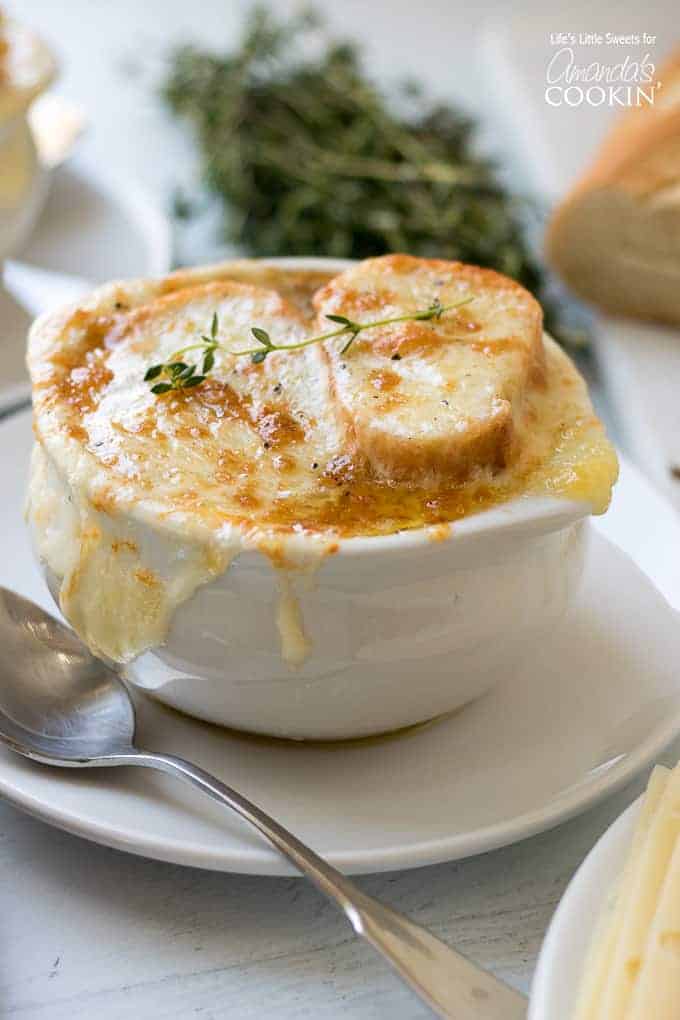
[3,407,680,871]
[0,12,56,261]
[529,798,639,1019]
[594,317,680,514]
[0,159,171,413]
[18,158,170,282]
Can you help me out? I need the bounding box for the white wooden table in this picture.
[5,1,679,1015]
[3,746,678,1019]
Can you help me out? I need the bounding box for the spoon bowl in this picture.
[0,588,135,761]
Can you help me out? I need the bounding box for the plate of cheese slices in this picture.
[531,761,680,1019]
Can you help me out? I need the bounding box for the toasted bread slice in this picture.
[314,254,544,484]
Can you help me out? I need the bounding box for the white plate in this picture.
[529,797,640,1019]
[2,408,680,874]
[0,157,171,414]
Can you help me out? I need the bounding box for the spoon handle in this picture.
[116,749,526,1019]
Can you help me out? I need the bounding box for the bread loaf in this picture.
[546,47,680,324]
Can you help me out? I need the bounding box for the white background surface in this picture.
[19,0,680,245]
[3,1,680,1017]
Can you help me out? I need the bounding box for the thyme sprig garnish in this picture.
[144,295,472,394]
[144,312,219,393]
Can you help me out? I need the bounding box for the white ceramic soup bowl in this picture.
[33,256,594,741]
[41,494,589,740]
[38,493,589,742]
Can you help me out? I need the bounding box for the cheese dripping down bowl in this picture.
[26,256,618,740]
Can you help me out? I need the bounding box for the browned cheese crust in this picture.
[27,257,616,539]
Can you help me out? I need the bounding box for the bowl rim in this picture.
[320,496,591,557]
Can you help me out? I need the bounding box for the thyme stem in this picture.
[227,297,473,357]
[144,295,474,394]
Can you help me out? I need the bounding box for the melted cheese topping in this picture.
[27,258,617,664]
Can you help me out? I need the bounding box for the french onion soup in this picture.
[27,255,617,665]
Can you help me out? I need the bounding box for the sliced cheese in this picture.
[572,765,670,1020]
[627,836,680,1018]
[597,763,680,1018]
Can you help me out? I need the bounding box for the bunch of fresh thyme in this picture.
[163,8,580,344]
[144,298,470,394]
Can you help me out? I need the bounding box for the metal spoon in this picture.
[0,587,527,1019]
